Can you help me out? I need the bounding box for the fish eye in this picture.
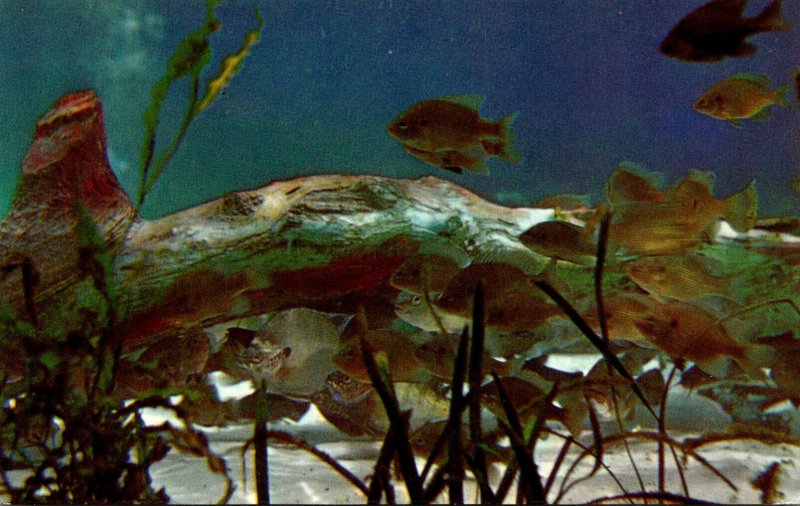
[412,295,422,306]
[396,121,408,130]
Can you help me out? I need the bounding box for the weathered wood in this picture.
[1,90,798,374]
[0,90,549,355]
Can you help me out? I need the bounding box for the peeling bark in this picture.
[1,90,797,398]
[0,90,547,356]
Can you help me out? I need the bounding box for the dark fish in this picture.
[660,0,789,63]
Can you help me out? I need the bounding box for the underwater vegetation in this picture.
[2,0,800,504]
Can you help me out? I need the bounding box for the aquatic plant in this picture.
[136,0,263,209]
[0,207,232,503]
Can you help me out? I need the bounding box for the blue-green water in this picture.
[1,0,799,219]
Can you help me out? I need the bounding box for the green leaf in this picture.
[196,4,264,113]
[40,351,62,371]
[137,0,221,208]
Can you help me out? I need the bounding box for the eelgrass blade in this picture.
[446,325,470,503]
[467,281,494,503]
[593,211,646,498]
[196,5,264,113]
[255,380,269,504]
[532,278,657,420]
[368,424,398,504]
[584,396,604,480]
[355,306,422,501]
[266,430,369,497]
[593,211,611,345]
[543,436,573,497]
[492,372,546,504]
[137,0,220,208]
[588,491,718,505]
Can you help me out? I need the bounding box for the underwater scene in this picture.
[2,0,800,503]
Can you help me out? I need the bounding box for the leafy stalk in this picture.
[136,1,263,209]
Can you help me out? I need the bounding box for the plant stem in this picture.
[255,379,270,504]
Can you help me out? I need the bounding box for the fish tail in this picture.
[740,343,777,378]
[723,180,758,233]
[774,82,790,108]
[757,0,790,31]
[495,111,522,164]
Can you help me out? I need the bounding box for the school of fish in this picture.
[186,0,800,452]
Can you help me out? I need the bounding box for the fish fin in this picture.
[471,248,542,274]
[467,160,491,174]
[727,118,744,128]
[441,165,464,174]
[685,169,716,193]
[755,0,790,31]
[437,93,485,110]
[723,180,758,232]
[773,82,790,108]
[534,257,574,298]
[501,112,522,163]
[729,72,771,89]
[751,107,773,121]
[740,344,777,379]
[606,161,665,203]
[416,241,472,267]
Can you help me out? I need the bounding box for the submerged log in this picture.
[1,89,797,391]
[0,90,551,355]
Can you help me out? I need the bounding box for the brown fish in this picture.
[532,193,591,211]
[794,68,800,106]
[607,176,757,255]
[582,292,661,344]
[434,262,561,333]
[325,371,373,405]
[414,333,514,380]
[332,329,426,382]
[622,254,735,302]
[388,94,521,173]
[693,73,788,125]
[519,220,598,265]
[389,253,462,296]
[606,162,667,204]
[669,173,758,233]
[634,299,774,378]
[660,0,789,63]
[403,144,491,174]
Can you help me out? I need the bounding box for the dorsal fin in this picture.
[436,94,485,110]
[728,72,771,89]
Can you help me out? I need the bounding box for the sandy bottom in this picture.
[150,399,800,504]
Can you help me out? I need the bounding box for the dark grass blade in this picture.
[355,306,422,501]
[492,372,546,504]
[495,379,560,503]
[588,491,719,505]
[533,278,657,420]
[368,424,398,504]
[659,365,690,498]
[265,430,369,497]
[543,435,573,497]
[418,327,470,487]
[593,211,611,345]
[447,325,469,503]
[467,281,494,503]
[584,396,604,480]
[254,380,269,504]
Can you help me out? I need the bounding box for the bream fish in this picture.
[388,94,521,173]
[693,73,788,125]
[660,0,789,62]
